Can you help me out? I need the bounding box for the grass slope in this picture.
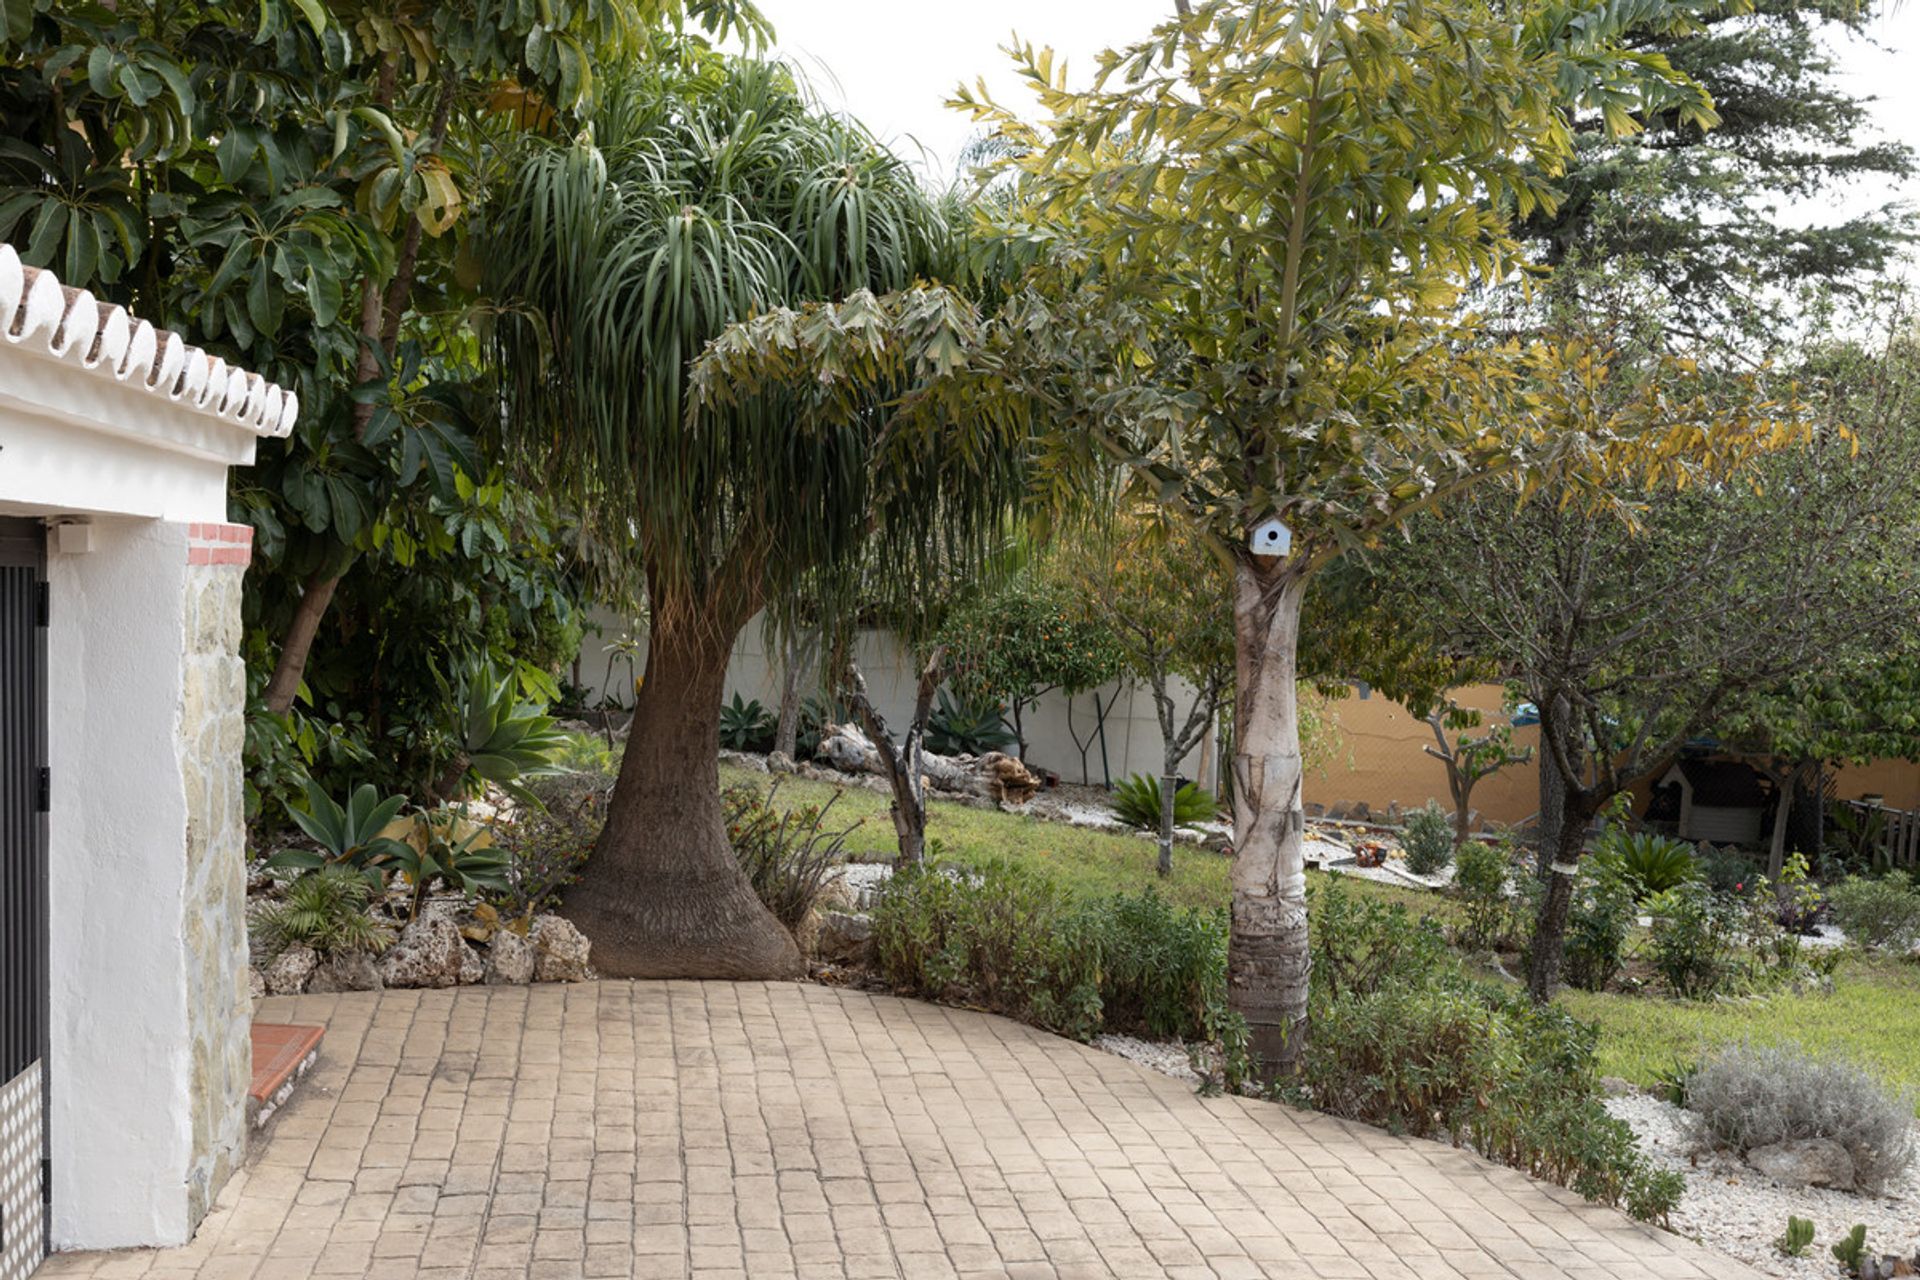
[726,763,1920,1101]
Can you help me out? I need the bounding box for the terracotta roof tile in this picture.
[0,241,297,438]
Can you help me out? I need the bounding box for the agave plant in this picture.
[925,689,1016,757]
[719,693,776,751]
[261,780,412,884]
[437,661,567,803]
[377,808,513,921]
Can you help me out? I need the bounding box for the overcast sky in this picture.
[758,1,1920,264]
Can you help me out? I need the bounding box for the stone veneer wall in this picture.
[178,523,253,1225]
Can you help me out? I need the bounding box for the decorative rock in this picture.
[530,915,592,982]
[485,929,535,985]
[766,750,797,774]
[1747,1137,1857,1190]
[264,944,319,996]
[814,911,874,966]
[981,753,1040,807]
[248,969,267,1001]
[458,939,485,985]
[377,916,474,989]
[718,748,769,772]
[307,951,383,993]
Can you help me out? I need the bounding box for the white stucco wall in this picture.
[573,606,1215,787]
[45,518,197,1248]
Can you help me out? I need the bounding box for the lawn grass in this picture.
[721,763,1231,911]
[726,762,1920,1104]
[1561,957,1920,1101]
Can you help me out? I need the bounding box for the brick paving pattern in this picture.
[39,982,1755,1279]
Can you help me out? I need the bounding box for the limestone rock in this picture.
[485,929,535,985]
[530,915,592,982]
[767,750,797,774]
[458,938,486,985]
[308,951,383,993]
[1747,1138,1856,1190]
[718,748,769,772]
[248,969,267,1001]
[378,916,475,989]
[814,911,874,967]
[264,944,319,996]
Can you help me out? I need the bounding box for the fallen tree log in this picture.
[815,723,1041,807]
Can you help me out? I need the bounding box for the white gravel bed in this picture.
[1606,1093,1920,1278]
[1094,1033,1202,1084]
[828,861,894,908]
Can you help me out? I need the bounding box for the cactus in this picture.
[1831,1224,1868,1275]
[1774,1216,1814,1259]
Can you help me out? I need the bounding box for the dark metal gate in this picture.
[0,519,47,1280]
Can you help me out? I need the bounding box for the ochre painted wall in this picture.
[1308,683,1543,826]
[1308,683,1920,828]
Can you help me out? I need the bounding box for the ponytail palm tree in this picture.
[484,58,1022,977]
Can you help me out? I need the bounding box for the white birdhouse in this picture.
[1248,518,1292,559]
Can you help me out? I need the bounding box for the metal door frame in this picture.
[0,517,48,1279]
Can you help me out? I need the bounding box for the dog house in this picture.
[0,243,295,1273]
[1651,758,1770,846]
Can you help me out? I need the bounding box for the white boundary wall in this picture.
[575,606,1214,787]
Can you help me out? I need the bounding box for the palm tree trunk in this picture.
[564,591,802,979]
[1227,559,1310,1078]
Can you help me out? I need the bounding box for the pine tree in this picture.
[1523,0,1915,339]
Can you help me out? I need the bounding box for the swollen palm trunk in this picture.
[1227,563,1311,1077]
[564,612,803,980]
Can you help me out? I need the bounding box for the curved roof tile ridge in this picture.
[0,241,297,438]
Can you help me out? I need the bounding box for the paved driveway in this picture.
[40,982,1754,1279]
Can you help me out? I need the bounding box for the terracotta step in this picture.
[248,1023,323,1130]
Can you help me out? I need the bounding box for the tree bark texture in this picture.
[565,600,803,980]
[1534,693,1575,878]
[845,648,945,869]
[261,570,341,713]
[1525,794,1598,1001]
[768,629,806,759]
[1158,766,1178,879]
[1227,559,1310,1078]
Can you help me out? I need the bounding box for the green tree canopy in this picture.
[483,56,1029,979]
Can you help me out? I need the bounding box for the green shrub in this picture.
[1400,800,1455,875]
[1697,843,1759,895]
[1593,829,1699,900]
[1826,875,1920,952]
[719,693,776,752]
[1644,882,1744,998]
[1094,891,1229,1040]
[871,861,1105,1038]
[1450,840,1512,952]
[252,867,392,958]
[1562,859,1638,993]
[871,863,1227,1042]
[1311,878,1452,999]
[1301,887,1683,1224]
[723,780,858,931]
[498,770,611,917]
[1111,773,1218,830]
[1685,1043,1916,1194]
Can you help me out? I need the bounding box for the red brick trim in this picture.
[186,521,252,568]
